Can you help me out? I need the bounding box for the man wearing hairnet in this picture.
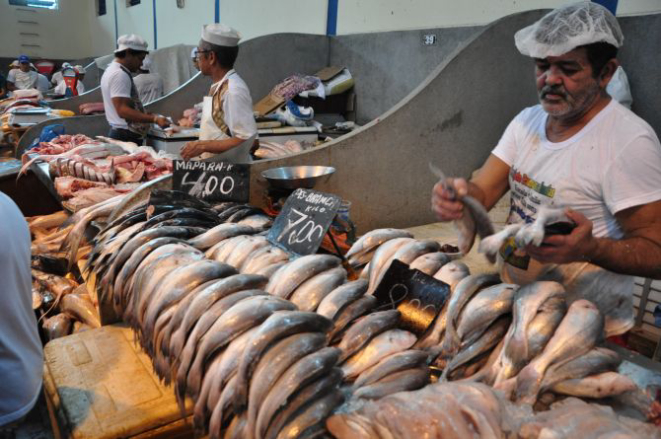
[133,56,164,104]
[431,3,661,337]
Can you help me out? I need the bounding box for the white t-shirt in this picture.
[218,71,257,140]
[54,79,85,96]
[0,193,43,426]
[492,100,661,336]
[133,72,164,104]
[100,61,133,129]
[51,70,63,86]
[7,69,38,90]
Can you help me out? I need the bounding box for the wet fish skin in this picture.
[255,262,286,279]
[353,349,429,389]
[409,251,452,276]
[208,374,238,439]
[214,235,251,263]
[255,347,341,439]
[341,329,417,380]
[328,295,377,342]
[316,280,368,321]
[433,260,470,291]
[289,267,347,312]
[61,293,101,328]
[180,295,296,404]
[241,246,289,275]
[233,311,333,412]
[266,255,342,299]
[265,369,343,439]
[456,283,517,345]
[540,347,621,393]
[367,237,415,293]
[515,299,604,405]
[551,372,637,398]
[106,174,172,224]
[273,391,344,439]
[43,313,73,340]
[246,332,328,439]
[188,223,257,250]
[168,274,268,359]
[370,238,436,294]
[337,310,400,363]
[346,228,414,260]
[225,236,270,269]
[353,368,429,400]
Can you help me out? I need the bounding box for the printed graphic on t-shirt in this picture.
[500,167,558,270]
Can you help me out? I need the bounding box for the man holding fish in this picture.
[431,2,661,337]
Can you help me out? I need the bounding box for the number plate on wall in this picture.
[267,188,342,256]
[172,160,250,203]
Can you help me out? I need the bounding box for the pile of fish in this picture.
[254,140,305,159]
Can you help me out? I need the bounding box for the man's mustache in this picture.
[540,86,567,99]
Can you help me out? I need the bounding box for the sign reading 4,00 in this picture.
[172,160,249,202]
[268,188,342,256]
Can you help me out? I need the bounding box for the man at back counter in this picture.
[431,3,661,337]
[101,34,170,144]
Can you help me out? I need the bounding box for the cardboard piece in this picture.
[253,93,285,116]
[314,66,345,82]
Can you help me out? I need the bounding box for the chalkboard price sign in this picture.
[372,260,450,336]
[267,188,342,256]
[172,160,249,202]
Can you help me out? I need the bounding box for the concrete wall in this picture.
[331,26,482,125]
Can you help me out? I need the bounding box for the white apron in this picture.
[198,75,255,163]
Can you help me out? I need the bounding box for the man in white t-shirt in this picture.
[6,55,38,91]
[0,193,43,428]
[431,3,661,336]
[133,56,164,104]
[100,34,169,144]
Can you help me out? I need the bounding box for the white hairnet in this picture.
[515,2,623,58]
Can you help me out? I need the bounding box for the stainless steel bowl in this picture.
[261,166,336,190]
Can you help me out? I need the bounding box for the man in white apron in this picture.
[180,24,257,163]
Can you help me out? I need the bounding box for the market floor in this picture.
[1,393,54,439]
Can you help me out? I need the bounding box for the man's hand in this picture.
[431,178,468,221]
[525,209,598,264]
[180,140,206,160]
[153,115,171,129]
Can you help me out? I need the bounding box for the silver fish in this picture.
[61,293,101,328]
[515,299,604,405]
[245,332,327,439]
[241,246,290,275]
[276,390,344,439]
[328,295,377,342]
[266,255,342,299]
[208,374,238,439]
[366,237,415,293]
[225,236,270,269]
[188,223,257,250]
[409,251,452,276]
[337,310,400,363]
[540,347,621,393]
[456,283,517,345]
[369,239,442,294]
[316,279,368,321]
[341,329,417,380]
[353,349,429,389]
[255,262,286,279]
[214,235,251,263]
[433,260,471,290]
[346,228,414,260]
[254,347,340,439]
[353,368,429,400]
[106,173,172,224]
[233,311,333,412]
[289,267,347,312]
[551,372,637,398]
[237,214,273,229]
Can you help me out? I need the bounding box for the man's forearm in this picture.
[588,236,661,279]
[118,106,154,124]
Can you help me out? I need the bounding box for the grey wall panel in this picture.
[249,11,546,233]
[144,72,212,120]
[618,14,661,138]
[331,26,482,125]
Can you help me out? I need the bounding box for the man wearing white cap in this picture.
[133,56,164,104]
[431,2,661,337]
[54,65,85,96]
[100,34,170,144]
[180,24,257,162]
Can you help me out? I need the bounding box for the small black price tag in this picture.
[172,160,249,202]
[267,188,342,256]
[372,259,451,336]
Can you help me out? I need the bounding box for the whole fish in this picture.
[179,295,296,403]
[31,269,77,306]
[43,313,73,340]
[433,260,471,290]
[188,223,257,250]
[241,246,290,274]
[353,368,429,400]
[168,274,268,359]
[208,375,238,439]
[366,237,415,293]
[515,299,604,405]
[316,280,368,321]
[345,228,414,260]
[27,210,68,230]
[106,174,173,224]
[353,350,429,388]
[456,283,517,345]
[337,310,400,362]
[255,262,286,279]
[238,214,272,230]
[233,311,333,412]
[439,274,500,360]
[540,347,621,393]
[409,251,452,276]
[289,267,347,312]
[266,255,342,299]
[265,369,343,439]
[341,329,417,380]
[214,235,252,263]
[275,390,344,439]
[254,347,340,439]
[328,295,377,342]
[225,236,270,269]
[246,333,328,439]
[61,293,101,328]
[551,372,637,398]
[205,237,234,260]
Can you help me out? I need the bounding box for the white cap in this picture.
[140,56,152,71]
[74,65,86,74]
[201,23,240,47]
[515,2,623,59]
[10,60,19,68]
[115,34,149,53]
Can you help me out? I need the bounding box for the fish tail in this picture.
[515,364,542,405]
[505,332,528,366]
